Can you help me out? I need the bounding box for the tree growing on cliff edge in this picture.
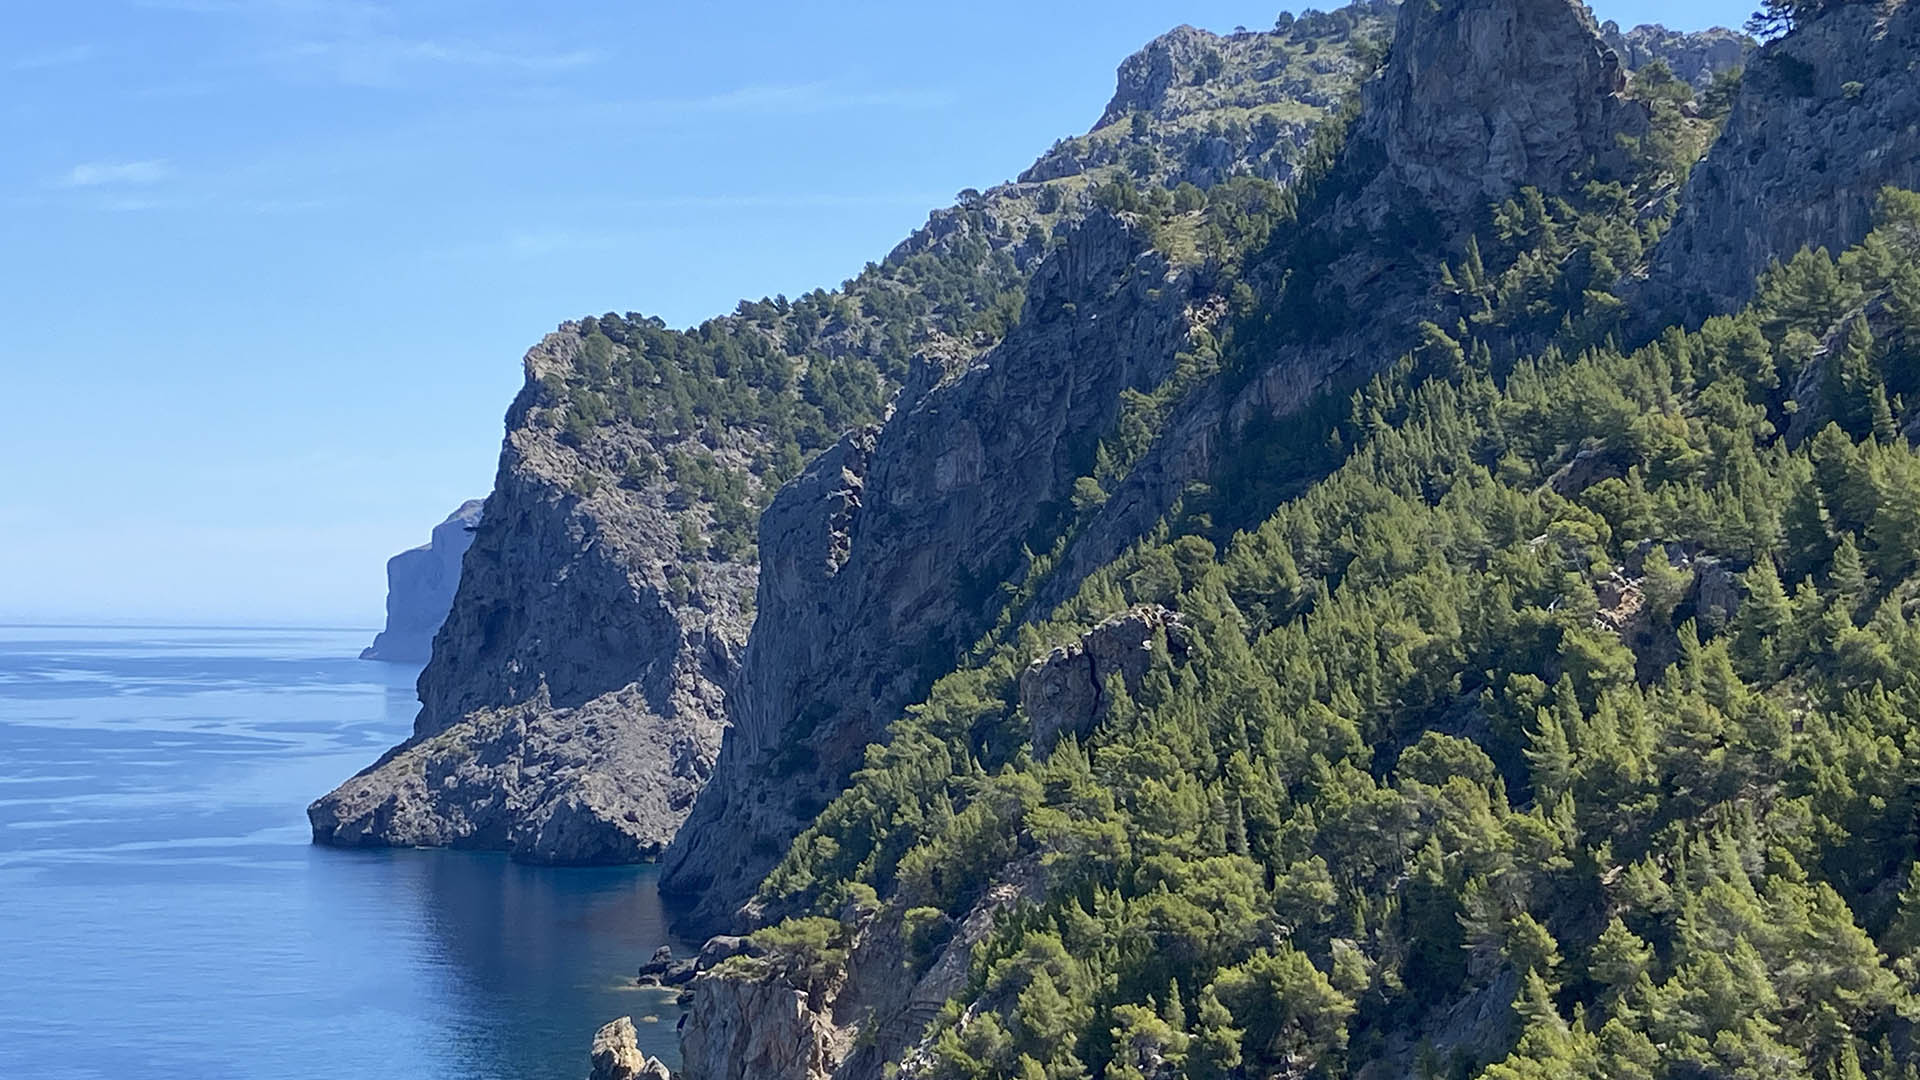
[1745,0,1862,38]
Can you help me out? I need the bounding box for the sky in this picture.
[0,0,1756,628]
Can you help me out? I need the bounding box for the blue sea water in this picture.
[0,625,689,1080]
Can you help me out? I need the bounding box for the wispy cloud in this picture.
[133,0,385,22]
[611,192,954,211]
[277,36,602,87]
[658,82,957,115]
[10,44,100,71]
[58,160,173,188]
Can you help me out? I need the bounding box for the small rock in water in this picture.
[638,944,674,977]
[589,1016,672,1080]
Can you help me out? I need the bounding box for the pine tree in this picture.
[1828,533,1870,620]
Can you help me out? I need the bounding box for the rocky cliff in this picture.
[1600,21,1752,89]
[660,210,1209,927]
[311,6,1394,867]
[311,331,740,862]
[1641,0,1920,325]
[360,499,483,664]
[661,0,1920,1076]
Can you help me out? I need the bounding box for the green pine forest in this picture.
[724,52,1920,1080]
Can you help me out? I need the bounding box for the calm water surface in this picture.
[0,625,689,1080]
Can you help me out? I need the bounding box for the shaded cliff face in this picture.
[1340,0,1641,229]
[1022,4,1396,189]
[309,4,1392,867]
[1601,21,1753,89]
[662,0,1671,935]
[663,0,1920,1074]
[360,499,483,664]
[661,212,1207,926]
[310,332,741,862]
[1034,0,1656,616]
[1642,0,1920,325]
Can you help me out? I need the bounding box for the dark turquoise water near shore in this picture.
[0,625,688,1080]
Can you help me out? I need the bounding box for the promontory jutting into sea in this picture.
[8,0,1920,1076]
[302,0,1920,1074]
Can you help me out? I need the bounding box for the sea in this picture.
[0,624,690,1080]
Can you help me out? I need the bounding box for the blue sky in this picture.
[0,0,1754,627]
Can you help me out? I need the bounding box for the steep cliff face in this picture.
[664,0,1644,929]
[1023,4,1395,190]
[660,211,1208,926]
[666,0,1917,1072]
[1600,22,1752,89]
[1641,0,1920,325]
[310,332,740,862]
[1339,0,1643,231]
[1034,0,1653,615]
[310,9,1387,866]
[360,499,483,664]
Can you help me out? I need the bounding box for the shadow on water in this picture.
[331,848,696,1073]
[0,626,694,1080]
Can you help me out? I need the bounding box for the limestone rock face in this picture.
[1641,0,1920,325]
[307,683,720,862]
[1601,22,1753,89]
[1030,0,1650,622]
[1344,0,1644,231]
[360,499,483,664]
[1022,5,1395,190]
[677,974,839,1080]
[311,2,1381,869]
[590,1017,672,1080]
[310,332,740,863]
[1019,605,1183,754]
[659,211,1203,929]
[676,860,1050,1080]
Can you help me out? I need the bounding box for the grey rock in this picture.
[1602,22,1753,89]
[360,499,482,664]
[1023,6,1394,191]
[1033,0,1650,620]
[1019,605,1181,755]
[1639,0,1920,327]
[1547,446,1629,496]
[309,330,740,864]
[311,0,1377,865]
[696,935,758,970]
[639,945,675,977]
[589,1017,671,1080]
[1691,555,1744,633]
[659,210,1202,930]
[678,974,839,1080]
[307,684,719,863]
[1342,0,1645,232]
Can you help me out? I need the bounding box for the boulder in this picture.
[588,1017,671,1080]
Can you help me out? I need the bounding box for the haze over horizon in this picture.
[2,0,1755,627]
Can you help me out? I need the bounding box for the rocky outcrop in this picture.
[307,684,720,862]
[660,211,1205,929]
[678,974,840,1080]
[361,500,483,663]
[1340,0,1645,231]
[677,860,1050,1080]
[1032,0,1652,616]
[1602,22,1753,89]
[309,332,740,863]
[661,0,1666,934]
[1640,0,1920,326]
[1024,5,1394,190]
[313,1,1385,868]
[590,1017,672,1080]
[1019,605,1184,754]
